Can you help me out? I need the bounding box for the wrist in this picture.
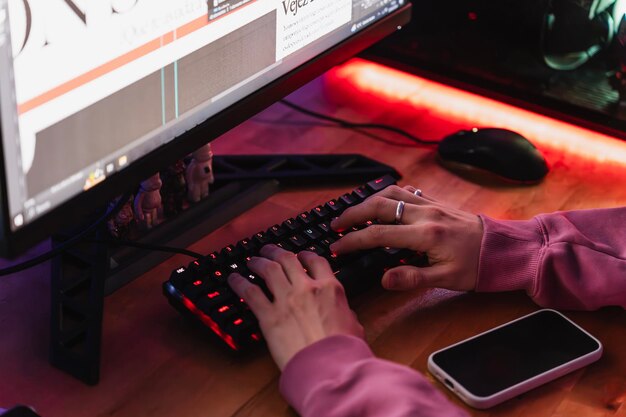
[476,215,544,294]
[279,335,374,411]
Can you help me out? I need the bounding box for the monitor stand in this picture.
[49,153,399,385]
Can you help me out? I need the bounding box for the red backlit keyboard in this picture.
[162,175,426,350]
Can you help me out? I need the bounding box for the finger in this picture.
[330,224,427,254]
[381,265,453,291]
[134,200,144,221]
[259,245,309,287]
[247,256,291,298]
[228,273,273,314]
[403,185,435,202]
[373,184,431,205]
[331,196,404,231]
[297,250,334,281]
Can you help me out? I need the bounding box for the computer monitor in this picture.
[0,0,411,256]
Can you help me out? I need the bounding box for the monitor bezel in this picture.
[0,4,411,257]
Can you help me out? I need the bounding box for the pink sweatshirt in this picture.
[279,208,626,417]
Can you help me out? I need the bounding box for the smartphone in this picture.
[427,309,603,409]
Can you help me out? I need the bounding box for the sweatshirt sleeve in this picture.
[279,335,468,417]
[476,207,626,310]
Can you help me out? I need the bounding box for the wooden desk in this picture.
[1,62,625,417]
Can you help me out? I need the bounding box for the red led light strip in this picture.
[328,59,626,168]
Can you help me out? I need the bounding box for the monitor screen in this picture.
[0,0,410,254]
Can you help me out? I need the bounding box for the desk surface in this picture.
[1,63,626,417]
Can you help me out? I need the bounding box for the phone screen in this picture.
[431,310,601,397]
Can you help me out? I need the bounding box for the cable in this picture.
[92,238,202,259]
[252,118,417,148]
[279,99,440,146]
[0,191,133,277]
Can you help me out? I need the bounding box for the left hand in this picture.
[228,245,364,370]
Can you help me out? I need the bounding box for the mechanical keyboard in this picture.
[163,174,426,350]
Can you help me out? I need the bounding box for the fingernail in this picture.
[259,244,276,254]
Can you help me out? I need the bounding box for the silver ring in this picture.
[414,189,422,197]
[394,200,405,224]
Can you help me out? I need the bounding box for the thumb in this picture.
[382,265,447,291]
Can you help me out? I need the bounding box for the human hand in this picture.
[330,185,483,292]
[228,245,364,370]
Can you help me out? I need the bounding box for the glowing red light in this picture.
[214,271,222,277]
[251,333,261,341]
[193,280,202,286]
[328,59,626,169]
[218,305,230,313]
[375,178,383,184]
[182,296,196,311]
[180,294,238,350]
[468,11,478,20]
[208,291,220,298]
[233,318,243,326]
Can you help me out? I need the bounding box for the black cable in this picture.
[92,238,202,259]
[279,99,440,146]
[252,118,416,148]
[0,191,133,276]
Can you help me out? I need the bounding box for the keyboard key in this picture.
[197,292,232,313]
[311,205,330,219]
[268,224,288,239]
[237,238,257,253]
[205,251,224,266]
[282,218,300,231]
[252,231,272,246]
[366,175,396,192]
[339,193,358,207]
[182,279,211,300]
[297,212,313,225]
[169,266,194,288]
[210,269,227,284]
[317,222,331,234]
[276,240,295,252]
[210,304,237,323]
[324,199,342,213]
[352,186,370,200]
[226,261,244,274]
[288,234,308,248]
[304,244,325,256]
[242,272,273,301]
[303,227,322,241]
[221,244,239,259]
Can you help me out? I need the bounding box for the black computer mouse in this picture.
[437,128,549,184]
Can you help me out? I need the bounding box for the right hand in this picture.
[330,185,483,292]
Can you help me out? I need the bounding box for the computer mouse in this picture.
[437,128,549,184]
